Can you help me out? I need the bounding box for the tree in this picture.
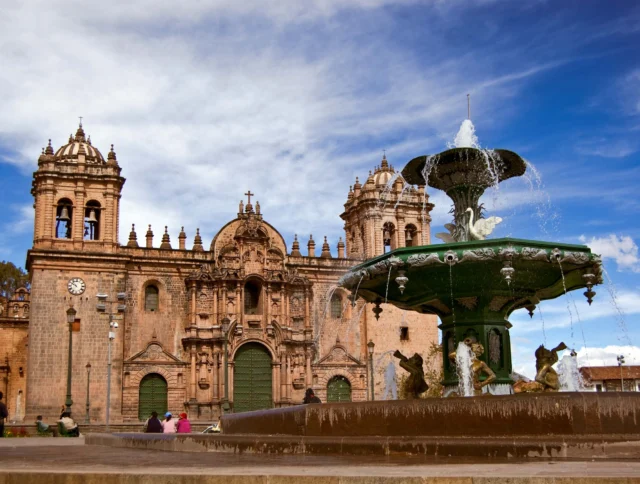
[0,261,29,298]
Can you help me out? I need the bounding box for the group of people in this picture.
[144,412,192,433]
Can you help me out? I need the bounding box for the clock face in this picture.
[67,277,86,295]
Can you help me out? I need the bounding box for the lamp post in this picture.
[85,363,91,424]
[65,306,77,414]
[367,340,375,401]
[221,317,231,414]
[96,292,125,431]
[617,355,625,392]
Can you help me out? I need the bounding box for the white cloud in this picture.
[579,234,640,272]
[0,0,567,252]
[576,345,640,367]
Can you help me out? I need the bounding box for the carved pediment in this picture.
[317,344,362,366]
[125,342,184,365]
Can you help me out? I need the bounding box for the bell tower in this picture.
[31,122,125,252]
[341,154,434,259]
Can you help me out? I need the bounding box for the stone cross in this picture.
[245,190,254,205]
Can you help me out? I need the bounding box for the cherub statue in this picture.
[513,342,567,393]
[393,350,428,399]
[448,338,496,396]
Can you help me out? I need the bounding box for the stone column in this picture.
[396,216,405,248]
[190,345,197,402]
[265,285,271,324]
[274,362,281,404]
[73,184,85,242]
[42,183,56,244]
[228,362,234,405]
[222,286,228,318]
[235,283,241,324]
[212,351,219,401]
[304,288,310,329]
[286,354,292,401]
[305,349,312,387]
[191,282,197,326]
[272,363,278,407]
[212,287,218,323]
[280,287,286,326]
[280,351,287,403]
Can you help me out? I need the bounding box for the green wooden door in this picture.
[327,376,352,402]
[138,373,168,420]
[233,343,272,413]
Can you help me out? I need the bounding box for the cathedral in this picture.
[8,122,438,423]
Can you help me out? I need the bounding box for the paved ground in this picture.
[1,438,640,479]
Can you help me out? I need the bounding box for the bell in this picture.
[58,206,70,222]
[87,209,98,224]
[405,231,413,242]
[383,229,390,240]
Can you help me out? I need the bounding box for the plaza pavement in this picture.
[1,438,640,483]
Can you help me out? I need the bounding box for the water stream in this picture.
[455,342,475,397]
[556,259,575,348]
[558,352,584,391]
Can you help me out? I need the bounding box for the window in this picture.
[596,384,602,392]
[84,200,101,240]
[55,199,73,239]
[145,285,159,311]
[330,294,342,319]
[244,280,262,315]
[400,327,409,341]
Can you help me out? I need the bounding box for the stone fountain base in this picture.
[222,392,640,439]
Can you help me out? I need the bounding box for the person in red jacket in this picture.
[176,412,192,433]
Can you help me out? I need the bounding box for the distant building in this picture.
[13,122,439,423]
[580,366,640,392]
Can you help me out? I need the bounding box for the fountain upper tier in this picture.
[402,147,526,189]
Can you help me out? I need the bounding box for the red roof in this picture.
[580,366,640,381]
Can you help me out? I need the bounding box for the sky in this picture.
[0,0,639,379]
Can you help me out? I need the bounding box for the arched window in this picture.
[244,280,262,315]
[84,200,101,240]
[145,285,159,312]
[405,224,418,247]
[330,294,342,319]
[55,198,73,239]
[383,222,396,253]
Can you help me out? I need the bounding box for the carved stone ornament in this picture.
[407,252,443,267]
[443,250,459,265]
[520,247,549,262]
[499,246,517,260]
[460,248,496,262]
[488,296,511,312]
[560,251,590,265]
[367,256,404,277]
[455,297,478,310]
[137,344,168,362]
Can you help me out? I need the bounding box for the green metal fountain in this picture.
[339,122,603,395]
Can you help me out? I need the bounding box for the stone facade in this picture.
[18,123,439,423]
[0,288,29,422]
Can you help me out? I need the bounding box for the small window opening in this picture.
[330,294,342,319]
[145,285,159,312]
[383,222,395,253]
[400,327,409,341]
[596,384,602,392]
[244,280,262,315]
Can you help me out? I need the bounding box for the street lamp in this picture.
[221,317,231,414]
[96,292,125,431]
[367,340,375,401]
[64,306,77,414]
[617,355,625,392]
[85,363,91,424]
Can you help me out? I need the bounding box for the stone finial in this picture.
[354,177,361,190]
[127,224,139,248]
[307,234,316,257]
[193,228,204,251]
[178,226,187,250]
[239,200,244,214]
[160,226,172,249]
[107,144,117,165]
[337,236,345,259]
[145,225,154,248]
[75,122,86,142]
[290,234,302,257]
[321,236,332,258]
[87,135,92,145]
[68,134,74,143]
[381,152,389,170]
[45,139,54,155]
[256,201,261,215]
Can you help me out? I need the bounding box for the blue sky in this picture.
[1,0,639,377]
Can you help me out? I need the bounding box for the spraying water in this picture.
[558,352,584,391]
[455,342,475,397]
[450,119,480,149]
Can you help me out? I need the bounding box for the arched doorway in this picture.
[233,343,272,413]
[327,375,352,402]
[138,373,168,421]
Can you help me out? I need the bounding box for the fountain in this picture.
[338,120,603,394]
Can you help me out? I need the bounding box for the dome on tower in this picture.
[53,122,106,164]
[372,155,398,187]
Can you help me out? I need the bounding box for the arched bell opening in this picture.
[84,200,101,240]
[383,222,396,253]
[55,198,73,239]
[404,224,418,247]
